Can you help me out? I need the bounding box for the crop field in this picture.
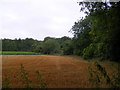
[2,55,119,88]
[2,51,40,55]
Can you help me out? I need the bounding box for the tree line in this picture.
[2,36,73,55]
[2,1,120,62]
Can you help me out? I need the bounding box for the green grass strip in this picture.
[1,51,41,55]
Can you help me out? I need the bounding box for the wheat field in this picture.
[2,55,119,88]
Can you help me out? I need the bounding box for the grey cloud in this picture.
[0,0,85,40]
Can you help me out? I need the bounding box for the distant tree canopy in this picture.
[71,1,120,61]
[2,36,73,55]
[42,39,60,54]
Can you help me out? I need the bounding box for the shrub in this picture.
[82,44,95,59]
[88,62,120,88]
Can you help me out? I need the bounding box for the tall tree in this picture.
[71,1,120,61]
[42,39,60,54]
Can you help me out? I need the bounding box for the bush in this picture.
[82,44,95,59]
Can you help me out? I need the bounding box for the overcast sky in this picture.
[0,0,85,40]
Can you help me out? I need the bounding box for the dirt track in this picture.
[2,55,118,88]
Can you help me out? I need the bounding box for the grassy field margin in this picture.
[1,51,40,55]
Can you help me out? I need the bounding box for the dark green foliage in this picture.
[71,17,91,56]
[62,40,73,55]
[2,38,37,52]
[82,44,95,59]
[42,39,60,54]
[71,1,120,61]
[44,36,54,42]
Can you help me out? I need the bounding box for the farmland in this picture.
[1,1,120,88]
[2,55,119,88]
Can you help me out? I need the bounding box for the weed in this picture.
[111,64,120,88]
[94,62,111,85]
[35,71,47,88]
[88,62,120,88]
[19,64,33,88]
[88,65,100,88]
[3,75,10,88]
[3,64,47,88]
